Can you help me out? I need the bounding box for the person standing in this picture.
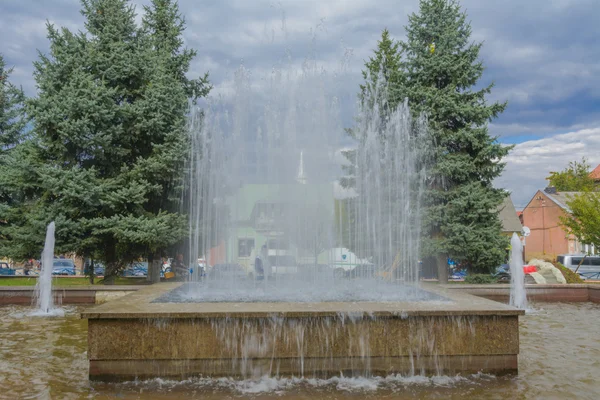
[172,254,188,280]
[254,246,265,280]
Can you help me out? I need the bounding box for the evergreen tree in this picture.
[359,29,405,115]
[344,1,510,279]
[0,54,28,255]
[402,0,510,278]
[142,0,211,100]
[340,29,404,190]
[5,0,210,281]
[0,55,27,152]
[141,0,212,279]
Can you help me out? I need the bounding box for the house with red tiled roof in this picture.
[521,187,597,261]
[589,164,600,183]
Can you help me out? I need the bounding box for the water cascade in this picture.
[509,232,527,309]
[83,28,525,384]
[186,61,428,300]
[34,221,56,314]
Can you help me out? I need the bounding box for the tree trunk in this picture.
[89,258,94,285]
[437,253,448,283]
[147,252,161,284]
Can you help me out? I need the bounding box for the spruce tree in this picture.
[341,29,404,189]
[11,0,210,281]
[142,0,211,100]
[402,0,510,279]
[0,55,27,152]
[141,0,212,279]
[0,54,28,255]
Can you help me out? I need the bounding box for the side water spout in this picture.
[35,221,56,313]
[509,232,527,309]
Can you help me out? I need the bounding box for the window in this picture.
[238,238,254,258]
[590,258,600,266]
[557,256,564,264]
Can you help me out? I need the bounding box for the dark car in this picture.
[209,263,248,280]
[0,262,15,276]
[51,259,76,275]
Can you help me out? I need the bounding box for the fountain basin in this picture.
[82,283,523,381]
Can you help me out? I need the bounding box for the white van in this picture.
[556,254,600,280]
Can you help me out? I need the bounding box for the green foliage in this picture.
[554,262,584,284]
[403,0,511,274]
[344,0,510,274]
[1,0,210,277]
[142,0,212,101]
[560,192,600,253]
[0,53,28,255]
[0,54,27,152]
[546,158,596,192]
[340,29,405,189]
[359,29,406,116]
[464,273,495,284]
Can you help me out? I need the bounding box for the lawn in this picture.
[0,276,148,286]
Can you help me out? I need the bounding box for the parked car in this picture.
[0,262,15,276]
[122,262,149,277]
[83,260,105,276]
[51,259,76,275]
[557,254,600,280]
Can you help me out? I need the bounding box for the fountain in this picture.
[33,221,62,315]
[509,233,528,310]
[83,59,523,381]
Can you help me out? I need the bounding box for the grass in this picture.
[553,262,585,284]
[0,276,148,287]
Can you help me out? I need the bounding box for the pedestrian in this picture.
[254,245,265,280]
[173,254,188,280]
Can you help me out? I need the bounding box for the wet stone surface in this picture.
[1,302,599,399]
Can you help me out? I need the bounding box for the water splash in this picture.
[32,221,63,316]
[509,233,527,309]
[185,59,428,299]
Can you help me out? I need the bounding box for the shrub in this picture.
[464,274,496,284]
[553,262,584,284]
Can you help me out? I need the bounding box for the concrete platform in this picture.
[82,283,524,381]
[444,284,600,303]
[0,286,141,305]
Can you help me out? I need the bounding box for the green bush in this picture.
[553,262,584,284]
[464,274,496,284]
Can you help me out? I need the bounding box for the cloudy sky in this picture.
[1,0,599,208]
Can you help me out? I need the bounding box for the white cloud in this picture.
[495,127,600,208]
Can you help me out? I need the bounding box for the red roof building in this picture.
[589,164,600,182]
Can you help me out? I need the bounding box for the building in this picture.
[590,164,600,184]
[521,187,590,261]
[222,182,334,271]
[497,195,522,236]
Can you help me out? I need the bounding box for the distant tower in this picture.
[297,151,307,184]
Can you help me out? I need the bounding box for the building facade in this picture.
[521,188,586,261]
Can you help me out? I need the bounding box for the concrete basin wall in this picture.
[82,283,524,381]
[0,286,141,305]
[88,313,519,381]
[445,284,600,303]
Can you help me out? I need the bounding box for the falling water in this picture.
[34,221,56,314]
[509,233,527,309]
[186,58,428,300]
